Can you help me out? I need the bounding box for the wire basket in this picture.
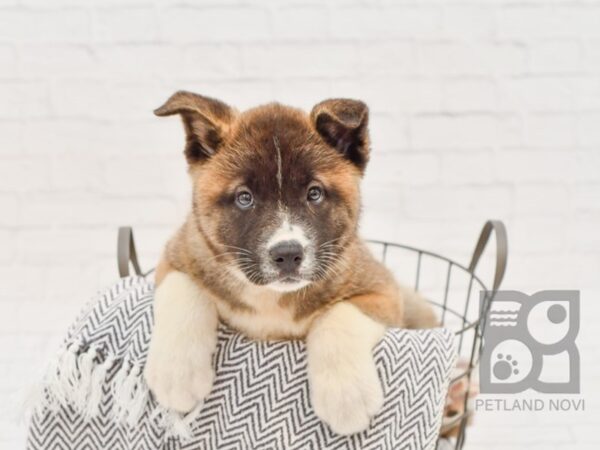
[117,220,508,450]
[367,220,507,449]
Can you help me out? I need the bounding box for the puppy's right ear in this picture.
[154,91,235,163]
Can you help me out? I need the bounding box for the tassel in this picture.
[72,346,98,410]
[111,358,131,421]
[85,355,115,419]
[117,363,139,421]
[180,403,203,440]
[169,416,193,442]
[43,345,68,411]
[43,345,65,410]
[157,403,202,442]
[112,360,150,424]
[46,341,81,408]
[61,341,82,401]
[160,409,193,442]
[148,397,203,441]
[126,366,149,427]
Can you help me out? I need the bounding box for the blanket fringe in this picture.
[73,346,98,410]
[45,341,81,409]
[85,355,115,419]
[152,404,203,443]
[127,368,150,427]
[112,361,149,426]
[32,342,193,441]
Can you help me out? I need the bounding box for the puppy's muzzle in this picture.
[269,240,304,275]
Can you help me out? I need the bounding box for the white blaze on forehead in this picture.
[273,136,283,194]
[266,215,310,249]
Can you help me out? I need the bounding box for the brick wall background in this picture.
[1,0,599,448]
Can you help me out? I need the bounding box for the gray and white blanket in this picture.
[27,275,457,450]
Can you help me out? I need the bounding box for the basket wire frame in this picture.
[369,220,507,449]
[117,220,507,450]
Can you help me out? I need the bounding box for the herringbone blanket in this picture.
[27,275,457,450]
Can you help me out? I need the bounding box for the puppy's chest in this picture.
[215,286,312,340]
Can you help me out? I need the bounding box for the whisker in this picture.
[319,237,344,248]
[206,251,253,263]
[221,244,254,255]
[319,243,345,250]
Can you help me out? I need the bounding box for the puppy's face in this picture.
[156,92,371,293]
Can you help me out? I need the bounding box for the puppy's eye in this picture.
[235,190,254,209]
[307,186,324,203]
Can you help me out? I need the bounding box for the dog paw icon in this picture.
[493,354,519,380]
[488,339,531,386]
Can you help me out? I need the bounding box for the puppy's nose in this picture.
[269,241,304,273]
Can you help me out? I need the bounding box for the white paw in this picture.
[144,271,218,413]
[309,355,384,435]
[306,302,386,435]
[144,349,214,413]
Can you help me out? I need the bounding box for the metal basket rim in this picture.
[366,238,490,336]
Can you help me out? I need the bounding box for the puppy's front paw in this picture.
[144,349,214,413]
[309,355,383,435]
[144,271,219,413]
[307,302,386,435]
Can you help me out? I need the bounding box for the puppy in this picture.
[144,91,438,435]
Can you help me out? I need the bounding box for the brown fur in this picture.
[154,91,438,337]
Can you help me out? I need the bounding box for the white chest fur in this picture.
[214,283,312,340]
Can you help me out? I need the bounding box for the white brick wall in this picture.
[1,0,599,447]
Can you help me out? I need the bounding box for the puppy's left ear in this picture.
[310,98,370,172]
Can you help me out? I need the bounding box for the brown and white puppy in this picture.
[144,91,438,435]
